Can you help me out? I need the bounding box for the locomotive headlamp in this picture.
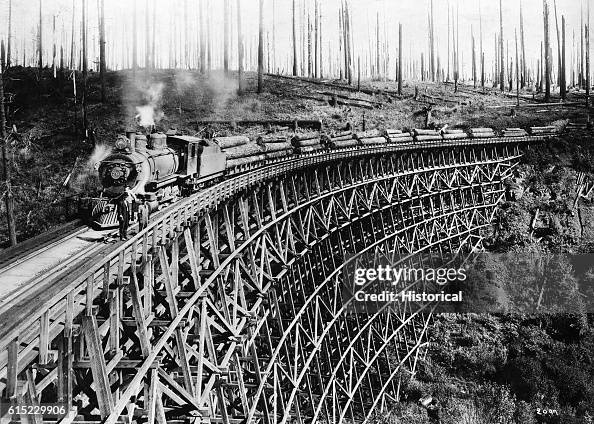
[110,167,124,180]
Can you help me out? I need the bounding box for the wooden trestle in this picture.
[0,140,524,423]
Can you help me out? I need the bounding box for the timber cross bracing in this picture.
[0,140,523,423]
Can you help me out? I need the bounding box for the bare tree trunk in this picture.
[38,0,43,69]
[152,0,156,69]
[376,13,380,79]
[479,0,484,88]
[447,1,450,82]
[544,0,551,101]
[99,0,106,102]
[307,15,312,77]
[561,16,566,100]
[0,70,17,246]
[272,0,276,73]
[430,0,435,81]
[146,0,151,70]
[237,0,244,93]
[199,0,205,73]
[292,0,297,76]
[538,41,544,93]
[586,22,590,108]
[314,0,319,78]
[499,0,504,91]
[345,0,352,85]
[257,0,264,93]
[581,5,584,88]
[554,0,562,89]
[472,27,477,88]
[318,1,324,78]
[132,0,137,72]
[82,0,88,138]
[70,0,75,69]
[224,0,230,74]
[514,31,520,106]
[520,0,527,87]
[398,23,403,95]
[207,0,212,72]
[7,0,11,68]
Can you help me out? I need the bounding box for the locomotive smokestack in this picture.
[125,131,136,153]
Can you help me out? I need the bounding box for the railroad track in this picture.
[0,220,84,269]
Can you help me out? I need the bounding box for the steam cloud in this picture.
[135,82,165,128]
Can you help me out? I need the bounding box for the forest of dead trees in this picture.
[0,0,592,246]
[0,0,591,100]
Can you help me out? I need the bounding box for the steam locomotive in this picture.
[88,132,226,228]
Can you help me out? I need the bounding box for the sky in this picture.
[0,0,591,80]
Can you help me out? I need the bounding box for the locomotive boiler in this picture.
[88,132,226,228]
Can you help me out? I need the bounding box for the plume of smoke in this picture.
[202,72,239,119]
[135,82,165,129]
[70,143,113,194]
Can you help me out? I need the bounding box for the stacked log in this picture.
[216,135,265,168]
[292,132,324,153]
[441,129,469,140]
[355,130,388,146]
[529,126,558,135]
[566,122,589,131]
[213,135,250,149]
[226,155,266,168]
[469,128,497,138]
[413,129,442,142]
[257,135,294,159]
[384,129,414,143]
[224,143,264,159]
[502,128,528,137]
[325,131,359,149]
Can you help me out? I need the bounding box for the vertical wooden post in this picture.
[82,315,114,418]
[7,338,18,399]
